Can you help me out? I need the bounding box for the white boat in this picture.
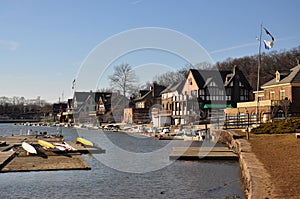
[22,142,37,154]
[53,142,77,151]
[182,129,201,141]
[159,127,170,135]
[183,135,201,141]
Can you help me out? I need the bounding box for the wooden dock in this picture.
[0,151,16,170]
[0,135,105,172]
[66,141,105,154]
[1,153,90,172]
[169,147,238,160]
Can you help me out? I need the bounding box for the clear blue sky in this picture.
[1,0,300,102]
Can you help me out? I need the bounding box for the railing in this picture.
[224,113,259,129]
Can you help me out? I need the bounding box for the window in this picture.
[209,81,216,86]
[280,90,285,100]
[226,96,231,100]
[199,89,205,96]
[191,90,197,97]
[188,78,192,85]
[270,92,275,100]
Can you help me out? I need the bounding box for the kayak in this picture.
[38,140,55,149]
[53,142,76,151]
[76,137,93,146]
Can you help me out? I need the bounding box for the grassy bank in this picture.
[252,118,300,134]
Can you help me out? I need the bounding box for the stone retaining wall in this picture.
[219,130,274,199]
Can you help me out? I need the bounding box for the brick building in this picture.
[231,61,300,121]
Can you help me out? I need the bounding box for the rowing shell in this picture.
[22,142,37,154]
[76,137,93,146]
[53,142,76,151]
[38,140,55,149]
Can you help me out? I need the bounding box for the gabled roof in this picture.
[134,90,152,102]
[190,69,231,88]
[262,64,300,87]
[73,91,95,103]
[189,66,252,90]
[161,80,185,94]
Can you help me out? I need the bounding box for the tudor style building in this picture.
[159,66,252,125]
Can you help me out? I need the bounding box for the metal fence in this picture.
[224,113,258,129]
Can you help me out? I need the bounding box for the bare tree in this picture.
[271,105,279,121]
[280,97,291,121]
[109,63,138,97]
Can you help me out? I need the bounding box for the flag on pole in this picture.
[72,79,76,89]
[263,27,275,49]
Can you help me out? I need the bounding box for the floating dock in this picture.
[0,135,105,172]
[0,151,16,170]
[169,147,238,160]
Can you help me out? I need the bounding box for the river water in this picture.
[0,124,244,198]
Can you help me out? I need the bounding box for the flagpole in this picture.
[256,23,263,123]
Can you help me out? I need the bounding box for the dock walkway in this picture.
[170,147,238,160]
[0,151,16,170]
[0,135,105,172]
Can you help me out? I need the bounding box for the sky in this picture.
[1,0,300,102]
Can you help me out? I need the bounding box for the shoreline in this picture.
[220,130,274,199]
[6,123,265,197]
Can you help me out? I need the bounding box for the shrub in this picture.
[252,118,300,134]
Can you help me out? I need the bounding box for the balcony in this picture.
[237,100,283,108]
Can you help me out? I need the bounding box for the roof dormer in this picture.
[276,69,290,83]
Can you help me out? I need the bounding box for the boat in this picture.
[0,141,7,146]
[53,143,69,151]
[63,142,77,151]
[76,137,94,147]
[37,140,55,149]
[183,134,201,141]
[182,129,201,141]
[22,142,37,154]
[53,142,77,151]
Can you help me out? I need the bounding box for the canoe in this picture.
[22,142,37,154]
[38,140,55,149]
[53,143,69,151]
[76,137,93,146]
[63,142,77,151]
[53,142,76,151]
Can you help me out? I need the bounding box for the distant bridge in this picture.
[0,119,41,123]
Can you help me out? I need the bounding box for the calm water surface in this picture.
[0,124,244,199]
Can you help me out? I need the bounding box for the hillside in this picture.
[214,46,300,90]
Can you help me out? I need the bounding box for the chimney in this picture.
[152,82,156,97]
[233,65,238,75]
